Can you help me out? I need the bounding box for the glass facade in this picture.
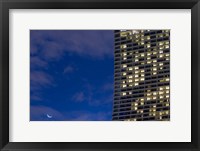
[112,30,170,121]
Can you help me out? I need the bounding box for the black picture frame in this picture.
[0,0,200,150]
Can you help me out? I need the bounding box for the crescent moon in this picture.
[47,114,52,118]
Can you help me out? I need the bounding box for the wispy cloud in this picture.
[71,82,113,107]
[63,65,74,74]
[31,106,112,121]
[64,111,112,121]
[88,94,113,107]
[30,105,65,121]
[30,71,55,102]
[101,82,114,92]
[30,56,47,68]
[41,41,65,60]
[30,71,54,89]
[72,92,85,102]
[30,30,114,61]
[30,93,43,101]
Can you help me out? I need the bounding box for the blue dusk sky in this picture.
[30,30,114,121]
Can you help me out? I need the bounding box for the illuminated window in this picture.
[135,58,139,62]
[159,46,164,50]
[123,57,127,60]
[160,79,165,82]
[141,70,145,73]
[165,41,169,45]
[123,72,127,76]
[159,63,163,66]
[141,53,145,57]
[140,42,144,45]
[166,95,169,98]
[159,54,164,58]
[135,75,139,78]
[165,45,169,49]
[159,42,164,46]
[166,53,170,57]
[129,91,132,95]
[146,44,151,48]
[153,96,157,100]
[138,110,143,113]
[129,79,133,83]
[122,92,126,96]
[135,79,139,82]
[135,66,139,70]
[147,93,151,96]
[141,78,144,81]
[122,84,127,88]
[147,57,151,60]
[129,75,133,79]
[166,86,169,89]
[134,83,139,86]
[135,35,139,38]
[166,103,169,106]
[159,50,163,54]
[165,78,170,81]
[123,53,127,56]
[129,67,133,71]
[147,97,151,100]
[153,60,157,63]
[122,64,127,68]
[153,67,157,71]
[160,95,164,99]
[140,98,144,101]
[121,44,127,49]
[120,32,127,37]
[122,81,126,84]
[153,51,157,55]
[147,36,150,40]
[153,92,157,95]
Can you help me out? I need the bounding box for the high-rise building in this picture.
[112,30,170,121]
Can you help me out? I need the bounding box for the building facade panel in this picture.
[112,30,170,121]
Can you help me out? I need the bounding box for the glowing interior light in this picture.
[122,84,127,88]
[129,80,133,83]
[123,64,127,68]
[122,92,126,96]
